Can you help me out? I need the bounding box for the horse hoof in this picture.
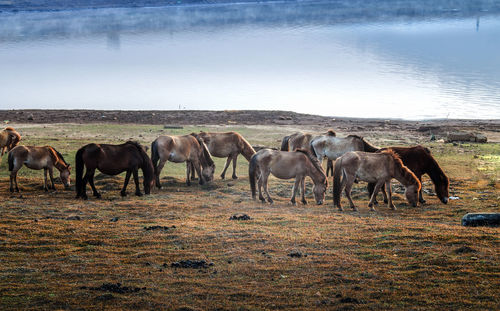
[302,200,308,205]
[135,192,143,197]
[290,201,297,206]
[120,191,127,197]
[220,175,225,180]
[420,199,426,204]
[10,188,14,193]
[383,199,389,204]
[95,194,101,199]
[232,175,238,180]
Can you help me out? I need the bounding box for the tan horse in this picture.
[193,131,255,179]
[151,134,215,187]
[311,134,379,163]
[1,127,22,157]
[249,149,328,205]
[333,150,421,211]
[8,145,71,192]
[281,130,336,175]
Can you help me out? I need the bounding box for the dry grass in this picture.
[0,123,498,310]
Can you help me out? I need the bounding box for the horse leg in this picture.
[190,162,197,180]
[43,168,49,191]
[418,176,426,204]
[121,170,132,197]
[86,169,100,198]
[193,159,205,185]
[385,181,396,210]
[220,156,231,180]
[48,166,56,190]
[231,154,238,179]
[381,183,389,204]
[326,159,333,177]
[300,177,307,205]
[290,177,300,205]
[368,181,385,211]
[155,158,167,189]
[186,161,192,186]
[343,174,357,211]
[133,169,142,196]
[262,173,273,204]
[9,165,20,192]
[257,171,266,203]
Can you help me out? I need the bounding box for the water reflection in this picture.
[0,0,499,119]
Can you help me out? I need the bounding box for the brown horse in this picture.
[75,141,154,199]
[8,145,71,192]
[333,150,421,211]
[192,131,255,179]
[1,127,22,157]
[151,134,215,187]
[249,149,328,205]
[368,146,449,204]
[281,130,336,176]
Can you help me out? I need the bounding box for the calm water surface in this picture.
[1,1,499,119]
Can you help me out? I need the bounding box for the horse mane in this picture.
[239,134,256,161]
[347,135,379,152]
[197,137,214,167]
[383,149,421,190]
[295,149,327,185]
[5,127,15,131]
[325,129,336,136]
[53,148,68,166]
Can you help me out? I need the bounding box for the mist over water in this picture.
[0,0,499,120]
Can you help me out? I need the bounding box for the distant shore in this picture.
[2,109,499,142]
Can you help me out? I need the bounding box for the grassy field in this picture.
[0,123,499,310]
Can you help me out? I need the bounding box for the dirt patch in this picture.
[144,225,176,231]
[81,283,146,294]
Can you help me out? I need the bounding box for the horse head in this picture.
[60,164,71,189]
[435,174,449,204]
[404,183,420,207]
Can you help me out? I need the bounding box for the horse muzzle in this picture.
[316,200,323,205]
[441,197,449,204]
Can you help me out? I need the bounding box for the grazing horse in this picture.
[8,145,71,192]
[192,131,255,179]
[1,127,22,157]
[281,130,336,176]
[333,150,421,211]
[368,146,449,204]
[75,141,154,199]
[310,135,379,168]
[151,134,215,187]
[249,149,328,205]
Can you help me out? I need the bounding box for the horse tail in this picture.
[361,138,379,152]
[151,139,159,172]
[8,151,14,171]
[240,135,256,161]
[333,158,344,207]
[280,135,290,151]
[249,154,259,199]
[75,147,85,197]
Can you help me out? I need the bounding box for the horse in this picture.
[368,146,449,204]
[333,150,421,211]
[1,127,22,157]
[281,130,336,176]
[8,145,71,192]
[191,131,255,179]
[249,149,328,205]
[310,134,379,169]
[151,134,215,187]
[75,141,154,199]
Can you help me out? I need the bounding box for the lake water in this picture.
[1,0,499,120]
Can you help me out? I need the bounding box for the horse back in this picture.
[384,146,431,177]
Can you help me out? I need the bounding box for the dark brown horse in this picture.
[281,130,336,176]
[75,141,154,199]
[368,146,449,204]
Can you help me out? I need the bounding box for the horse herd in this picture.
[1,126,450,211]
